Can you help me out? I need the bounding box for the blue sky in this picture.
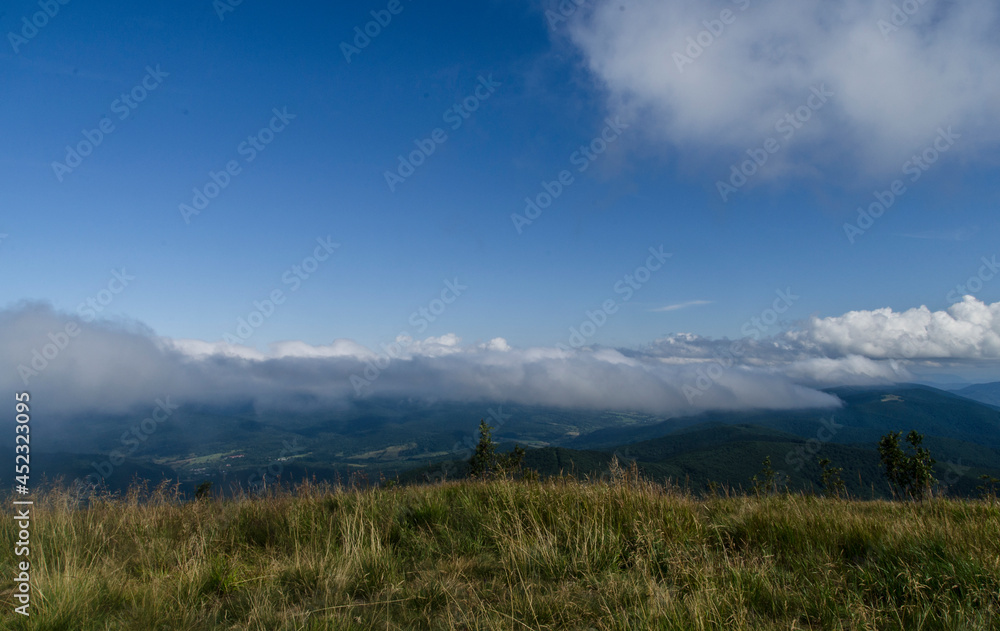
[3,0,1000,415]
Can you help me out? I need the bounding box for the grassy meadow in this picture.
[1,475,998,630]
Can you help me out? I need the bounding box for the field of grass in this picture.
[1,476,998,630]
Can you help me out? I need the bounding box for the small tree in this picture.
[976,474,1000,500]
[499,445,526,477]
[469,420,525,480]
[469,420,496,479]
[752,456,777,496]
[818,458,846,498]
[195,480,213,500]
[878,430,936,500]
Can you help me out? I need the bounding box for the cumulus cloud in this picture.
[564,0,1000,178]
[5,298,999,420]
[787,295,1000,359]
[637,297,1000,380]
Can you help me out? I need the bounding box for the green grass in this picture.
[1,477,998,630]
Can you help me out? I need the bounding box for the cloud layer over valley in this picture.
[5,296,999,419]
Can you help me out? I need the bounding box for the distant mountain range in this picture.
[398,385,1000,498]
[8,383,1000,498]
[953,381,1000,408]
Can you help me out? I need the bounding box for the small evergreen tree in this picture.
[469,420,496,479]
[469,420,526,480]
[878,430,936,500]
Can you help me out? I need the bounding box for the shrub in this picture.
[878,430,936,500]
[818,458,846,498]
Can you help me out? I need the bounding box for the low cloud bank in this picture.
[4,297,998,418]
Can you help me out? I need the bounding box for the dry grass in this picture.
[1,476,998,629]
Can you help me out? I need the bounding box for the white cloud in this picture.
[159,338,267,361]
[565,0,1000,178]
[896,227,976,242]
[779,355,912,386]
[650,300,713,312]
[788,296,1000,360]
[5,297,999,420]
[1,303,838,418]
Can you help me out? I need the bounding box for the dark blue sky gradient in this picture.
[2,0,997,352]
